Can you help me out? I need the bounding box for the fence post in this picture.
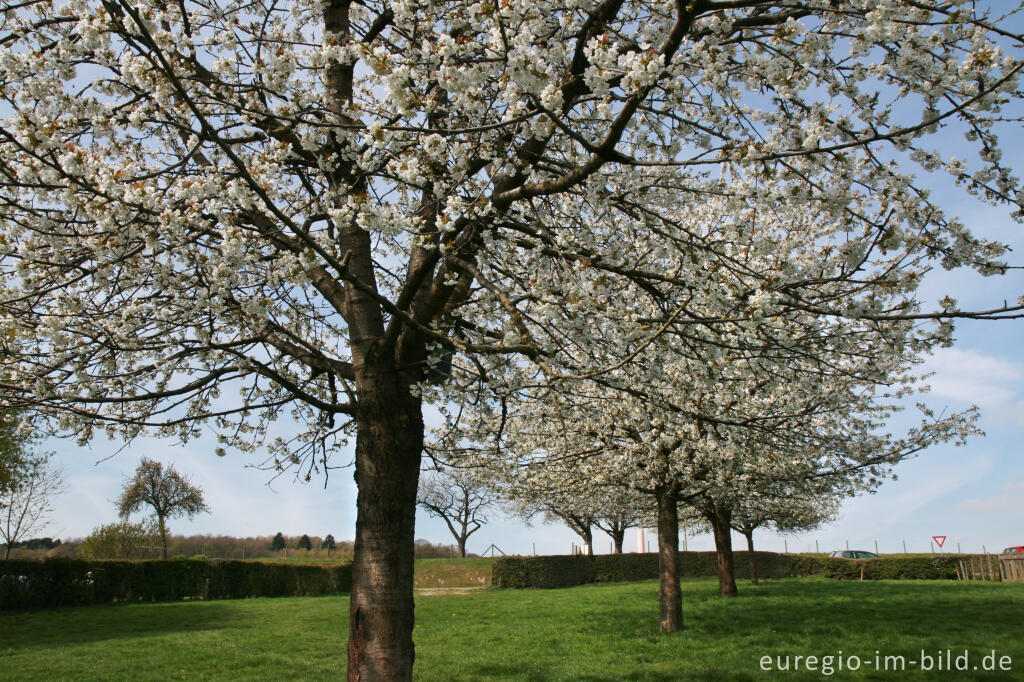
[988,553,995,581]
[875,540,879,555]
[903,540,907,554]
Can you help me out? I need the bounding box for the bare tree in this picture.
[1,453,65,560]
[417,466,496,558]
[117,458,210,559]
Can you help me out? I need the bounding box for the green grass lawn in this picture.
[2,578,1022,680]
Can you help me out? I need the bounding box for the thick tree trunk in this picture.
[347,375,423,682]
[745,531,758,585]
[709,508,738,598]
[655,485,683,632]
[584,526,594,556]
[457,536,467,558]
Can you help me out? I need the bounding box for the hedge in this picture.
[0,558,352,610]
[792,555,963,581]
[491,552,965,588]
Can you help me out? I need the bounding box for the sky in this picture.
[17,4,1024,559]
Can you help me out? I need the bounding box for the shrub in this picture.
[79,520,160,559]
[0,558,352,610]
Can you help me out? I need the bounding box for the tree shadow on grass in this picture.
[711,579,1024,637]
[0,600,239,650]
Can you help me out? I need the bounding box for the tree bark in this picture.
[457,536,467,558]
[157,515,168,560]
[347,367,423,682]
[612,528,625,554]
[709,507,738,598]
[745,530,758,585]
[655,485,683,632]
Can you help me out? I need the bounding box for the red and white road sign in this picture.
[933,535,947,548]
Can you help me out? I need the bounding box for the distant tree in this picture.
[11,537,60,551]
[79,520,160,559]
[270,532,286,552]
[731,495,839,585]
[322,534,337,556]
[298,534,313,551]
[417,465,497,558]
[117,458,209,559]
[1,452,65,559]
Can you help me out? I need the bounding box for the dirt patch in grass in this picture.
[414,587,489,596]
[413,557,496,587]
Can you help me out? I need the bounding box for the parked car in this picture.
[828,550,880,559]
[1002,546,1024,555]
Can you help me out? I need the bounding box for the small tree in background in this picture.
[117,458,209,559]
[270,532,286,552]
[1,451,65,559]
[322,534,336,556]
[79,520,159,559]
[298,534,312,551]
[732,495,839,585]
[417,464,497,558]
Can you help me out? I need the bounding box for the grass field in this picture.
[2,578,1022,680]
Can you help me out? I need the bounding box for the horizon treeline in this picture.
[2,534,475,561]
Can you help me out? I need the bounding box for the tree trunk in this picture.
[347,373,423,682]
[655,485,683,632]
[709,507,738,598]
[157,515,168,560]
[584,526,594,556]
[457,537,467,558]
[612,528,625,554]
[745,530,758,585]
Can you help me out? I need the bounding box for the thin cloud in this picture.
[920,348,1024,408]
[955,481,1024,513]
